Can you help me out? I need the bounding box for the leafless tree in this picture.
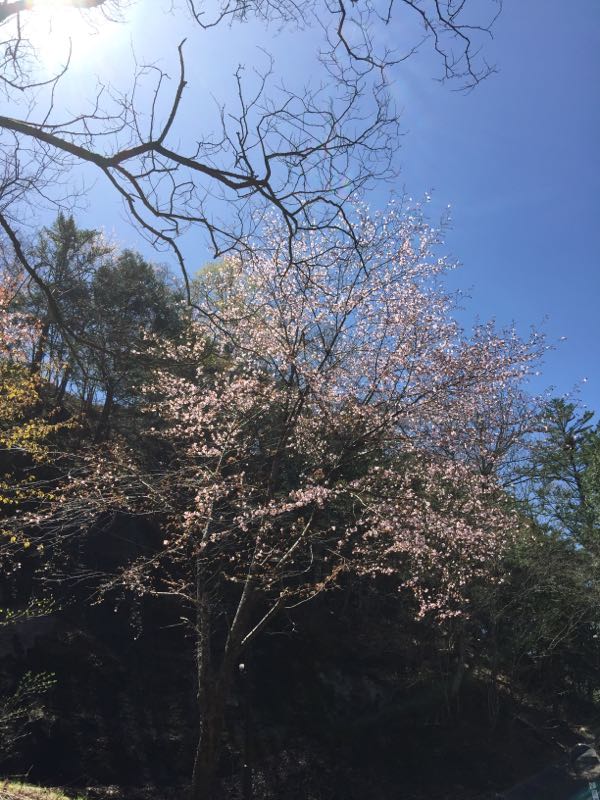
[1,0,502,319]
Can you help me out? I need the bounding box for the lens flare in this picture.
[21,1,103,70]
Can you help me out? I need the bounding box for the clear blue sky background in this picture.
[393,1,600,412]
[18,0,600,412]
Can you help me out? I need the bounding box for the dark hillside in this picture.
[3,548,600,799]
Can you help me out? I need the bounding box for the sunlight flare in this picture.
[21,0,105,68]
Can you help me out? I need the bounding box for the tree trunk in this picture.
[191,684,228,800]
[190,555,259,799]
[55,367,72,404]
[241,661,253,800]
[487,611,500,730]
[190,557,234,800]
[449,625,467,717]
[30,318,50,375]
[94,385,114,442]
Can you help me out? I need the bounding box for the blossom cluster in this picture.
[134,203,541,618]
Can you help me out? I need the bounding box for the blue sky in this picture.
[392,1,600,411]
[15,0,600,412]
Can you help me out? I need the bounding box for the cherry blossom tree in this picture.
[27,201,542,797]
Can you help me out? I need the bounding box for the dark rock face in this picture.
[1,520,594,799]
[3,596,196,788]
[1,515,196,788]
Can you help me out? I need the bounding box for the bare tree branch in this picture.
[0,0,501,321]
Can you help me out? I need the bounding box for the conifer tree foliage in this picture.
[87,251,184,423]
[476,400,600,706]
[20,213,111,387]
[525,398,600,547]
[5,213,185,440]
[29,202,542,797]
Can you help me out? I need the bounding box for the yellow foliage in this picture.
[0,362,59,457]
[0,287,74,551]
[0,361,68,529]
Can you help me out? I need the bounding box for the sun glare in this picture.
[23,1,103,69]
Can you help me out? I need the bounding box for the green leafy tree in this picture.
[477,400,600,708]
[0,272,67,518]
[83,250,184,440]
[526,399,599,548]
[18,214,111,405]
[11,218,185,440]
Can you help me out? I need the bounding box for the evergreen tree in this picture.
[526,398,599,548]
[20,214,111,401]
